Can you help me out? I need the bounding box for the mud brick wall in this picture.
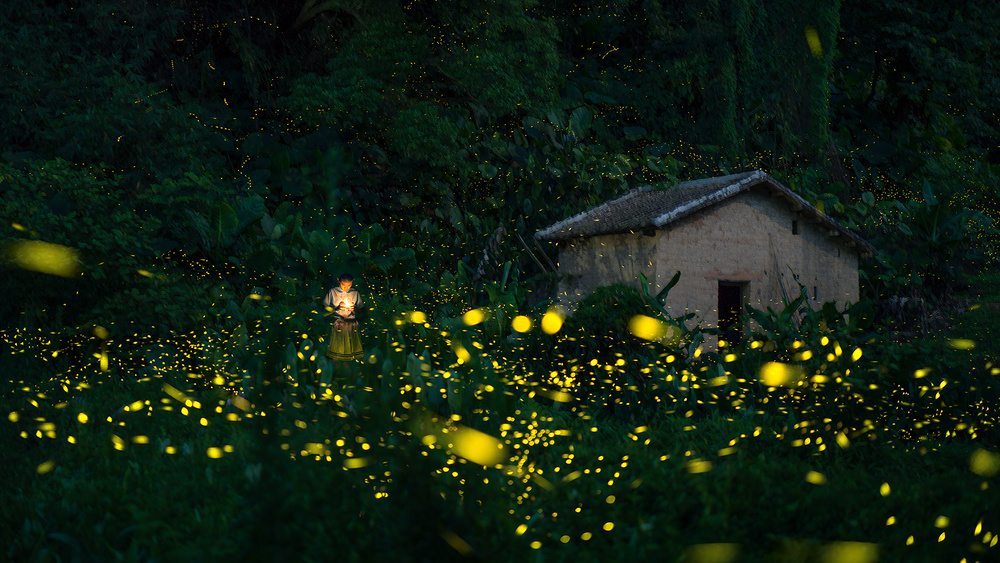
[555,186,861,344]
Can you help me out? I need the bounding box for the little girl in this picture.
[322,273,363,363]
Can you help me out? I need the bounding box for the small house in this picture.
[535,170,877,340]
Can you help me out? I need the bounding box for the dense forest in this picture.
[2,0,998,337]
[3,0,1000,560]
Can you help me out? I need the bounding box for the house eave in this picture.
[534,186,653,242]
[651,171,877,257]
[534,171,877,257]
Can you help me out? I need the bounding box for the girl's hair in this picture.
[338,273,354,282]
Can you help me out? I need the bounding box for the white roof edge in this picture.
[536,170,876,255]
[652,170,876,255]
[534,185,653,240]
[652,170,765,227]
[755,174,878,254]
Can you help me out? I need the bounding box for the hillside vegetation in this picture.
[2,1,1000,560]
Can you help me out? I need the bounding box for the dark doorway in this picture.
[718,282,747,344]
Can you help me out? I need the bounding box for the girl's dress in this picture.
[322,287,363,361]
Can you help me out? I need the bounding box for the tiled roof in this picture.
[534,170,877,255]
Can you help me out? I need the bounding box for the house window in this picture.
[718,282,748,344]
[792,220,799,235]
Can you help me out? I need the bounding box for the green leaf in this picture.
[284,342,298,382]
[319,359,333,385]
[243,131,264,156]
[247,169,270,193]
[478,162,498,179]
[623,127,647,140]
[851,159,868,181]
[279,169,311,197]
[862,191,875,206]
[657,271,682,303]
[523,117,549,141]
[922,180,938,206]
[639,272,672,323]
[209,202,238,247]
[399,193,420,207]
[234,195,265,232]
[448,206,464,232]
[500,261,512,292]
[569,107,593,136]
[270,150,291,175]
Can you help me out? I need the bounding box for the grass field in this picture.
[3,280,1000,562]
[948,272,1000,368]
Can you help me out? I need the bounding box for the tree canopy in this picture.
[2,0,998,337]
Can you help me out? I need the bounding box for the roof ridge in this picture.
[652,170,764,227]
[534,185,653,240]
[767,176,878,255]
[533,170,876,256]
